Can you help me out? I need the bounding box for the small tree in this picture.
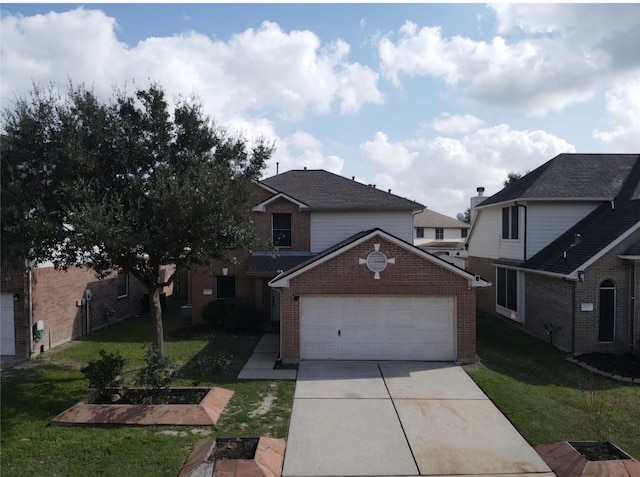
[1,82,274,357]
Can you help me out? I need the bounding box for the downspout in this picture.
[515,202,528,261]
[630,262,636,353]
[26,260,34,357]
[571,281,576,356]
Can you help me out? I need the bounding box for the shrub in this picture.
[80,349,126,398]
[134,345,179,402]
[202,298,260,334]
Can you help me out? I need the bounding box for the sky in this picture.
[1,3,639,218]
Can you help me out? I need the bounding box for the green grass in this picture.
[1,299,294,477]
[466,312,640,459]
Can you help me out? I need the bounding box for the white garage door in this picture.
[300,295,456,361]
[1,293,16,356]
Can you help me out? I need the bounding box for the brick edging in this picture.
[567,357,640,384]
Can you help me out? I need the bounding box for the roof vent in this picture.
[303,166,307,171]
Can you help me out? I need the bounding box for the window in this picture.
[216,276,236,300]
[272,213,292,247]
[117,272,129,298]
[435,228,444,240]
[501,206,519,240]
[416,227,425,238]
[461,228,468,238]
[496,267,517,312]
[598,280,615,342]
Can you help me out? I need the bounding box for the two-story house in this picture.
[413,209,470,269]
[466,153,640,355]
[190,169,490,363]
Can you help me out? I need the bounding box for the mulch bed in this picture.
[92,388,209,405]
[210,438,259,460]
[573,353,640,379]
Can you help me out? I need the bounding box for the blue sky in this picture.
[1,3,639,217]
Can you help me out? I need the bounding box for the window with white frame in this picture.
[435,228,444,240]
[272,213,292,247]
[461,228,468,238]
[117,272,129,298]
[501,206,519,240]
[416,227,425,238]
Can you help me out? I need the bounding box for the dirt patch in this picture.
[249,386,276,418]
[573,353,640,379]
[210,437,259,460]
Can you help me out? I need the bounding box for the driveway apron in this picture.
[283,361,553,477]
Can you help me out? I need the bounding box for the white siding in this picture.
[311,211,413,253]
[414,227,465,246]
[468,207,524,260]
[527,202,599,258]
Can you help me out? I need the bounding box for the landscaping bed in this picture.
[572,352,640,380]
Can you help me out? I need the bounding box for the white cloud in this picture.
[593,75,640,152]
[360,131,416,172]
[379,4,640,116]
[431,113,484,135]
[360,125,575,217]
[0,9,383,122]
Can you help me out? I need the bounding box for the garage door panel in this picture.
[301,295,455,361]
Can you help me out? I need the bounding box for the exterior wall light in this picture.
[577,270,585,282]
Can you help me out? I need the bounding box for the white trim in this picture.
[475,197,613,210]
[252,192,309,212]
[619,255,640,261]
[269,229,491,288]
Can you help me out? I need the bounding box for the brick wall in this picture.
[279,236,477,362]
[467,257,495,314]
[252,197,310,251]
[525,274,574,351]
[1,262,174,359]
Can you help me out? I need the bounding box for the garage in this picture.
[1,293,16,355]
[300,295,456,360]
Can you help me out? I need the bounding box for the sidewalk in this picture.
[237,334,297,380]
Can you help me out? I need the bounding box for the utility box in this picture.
[180,304,192,320]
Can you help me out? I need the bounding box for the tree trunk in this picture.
[149,286,165,358]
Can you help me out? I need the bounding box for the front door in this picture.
[598,280,615,342]
[270,289,281,323]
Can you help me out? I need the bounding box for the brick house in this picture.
[0,261,174,359]
[189,169,490,363]
[466,153,640,355]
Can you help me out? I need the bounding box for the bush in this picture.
[81,349,126,398]
[202,298,260,334]
[134,345,179,401]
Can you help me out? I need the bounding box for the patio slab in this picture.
[396,399,551,475]
[282,397,417,477]
[294,361,388,399]
[379,361,489,400]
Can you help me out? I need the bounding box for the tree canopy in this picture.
[1,83,274,356]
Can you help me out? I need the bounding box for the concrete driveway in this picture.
[283,361,554,477]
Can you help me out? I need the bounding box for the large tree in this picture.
[1,83,273,356]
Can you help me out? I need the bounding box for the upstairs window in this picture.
[461,228,468,238]
[117,272,129,298]
[272,213,292,247]
[416,227,425,238]
[435,228,444,240]
[502,206,519,240]
[216,276,236,300]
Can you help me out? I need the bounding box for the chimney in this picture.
[470,186,487,224]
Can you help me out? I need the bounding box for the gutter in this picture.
[26,260,34,356]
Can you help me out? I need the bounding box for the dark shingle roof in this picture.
[247,252,316,275]
[521,157,640,275]
[260,170,423,210]
[621,238,640,257]
[479,154,640,207]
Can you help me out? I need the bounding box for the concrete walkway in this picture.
[237,334,297,380]
[283,361,554,477]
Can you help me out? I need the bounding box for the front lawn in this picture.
[0,299,294,477]
[466,312,640,459]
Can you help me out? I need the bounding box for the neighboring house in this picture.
[466,153,640,355]
[190,169,490,363]
[0,261,174,359]
[413,209,470,269]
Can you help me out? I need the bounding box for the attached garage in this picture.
[301,295,455,360]
[270,229,490,363]
[1,293,16,356]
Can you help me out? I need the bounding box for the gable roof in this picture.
[259,169,424,211]
[478,153,640,208]
[414,209,470,229]
[247,251,316,276]
[518,157,640,278]
[269,228,490,288]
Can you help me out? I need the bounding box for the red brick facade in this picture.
[1,262,174,359]
[277,236,478,363]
